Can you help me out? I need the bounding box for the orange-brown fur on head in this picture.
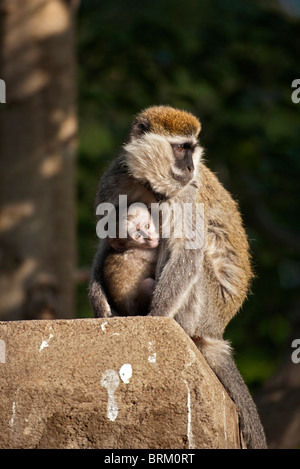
[131,105,201,139]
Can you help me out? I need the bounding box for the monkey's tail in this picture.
[193,336,267,449]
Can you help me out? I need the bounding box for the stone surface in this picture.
[0,317,241,449]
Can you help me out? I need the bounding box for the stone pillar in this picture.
[0,317,241,449]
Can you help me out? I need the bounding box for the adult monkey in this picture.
[89,105,267,449]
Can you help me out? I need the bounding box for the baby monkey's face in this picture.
[108,205,159,252]
[127,207,159,249]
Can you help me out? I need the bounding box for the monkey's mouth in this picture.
[147,238,159,249]
[170,169,193,187]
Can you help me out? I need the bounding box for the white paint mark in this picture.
[23,426,31,436]
[101,370,120,422]
[39,339,50,351]
[148,341,156,363]
[186,347,197,367]
[184,380,195,449]
[100,322,120,337]
[39,327,54,351]
[9,402,16,428]
[0,339,5,363]
[119,363,132,384]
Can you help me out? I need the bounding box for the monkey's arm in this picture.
[89,160,123,317]
[89,242,112,317]
[149,241,202,318]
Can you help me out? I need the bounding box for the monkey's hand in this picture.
[89,278,112,318]
[89,240,114,318]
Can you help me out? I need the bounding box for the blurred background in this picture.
[0,0,299,448]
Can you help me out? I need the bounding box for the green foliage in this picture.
[76,0,300,388]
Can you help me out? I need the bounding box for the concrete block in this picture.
[0,317,241,448]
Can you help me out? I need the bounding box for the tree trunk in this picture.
[0,0,78,319]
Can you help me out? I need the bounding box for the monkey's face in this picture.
[108,205,159,252]
[124,132,203,199]
[127,207,159,249]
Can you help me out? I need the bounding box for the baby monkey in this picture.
[103,204,159,316]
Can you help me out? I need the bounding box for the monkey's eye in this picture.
[144,223,150,230]
[176,144,184,152]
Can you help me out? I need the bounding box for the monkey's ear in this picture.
[130,118,150,139]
